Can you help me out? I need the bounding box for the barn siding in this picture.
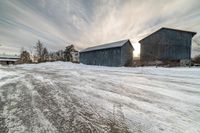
[121,41,133,66]
[140,29,195,61]
[0,61,16,65]
[80,47,122,66]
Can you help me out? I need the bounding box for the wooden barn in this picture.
[0,55,19,65]
[80,40,134,67]
[139,28,196,63]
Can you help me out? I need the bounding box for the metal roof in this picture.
[0,55,19,62]
[139,27,197,43]
[0,59,18,62]
[80,39,132,53]
[0,55,19,59]
[161,27,197,36]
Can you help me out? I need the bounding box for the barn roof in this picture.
[139,27,197,43]
[0,58,18,62]
[0,55,19,59]
[80,39,133,52]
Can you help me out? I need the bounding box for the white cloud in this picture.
[0,0,200,57]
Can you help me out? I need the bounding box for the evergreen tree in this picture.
[64,45,75,61]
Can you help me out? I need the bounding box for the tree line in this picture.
[18,40,78,64]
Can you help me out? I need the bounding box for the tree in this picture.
[193,55,200,64]
[42,47,49,61]
[34,40,44,57]
[18,50,32,64]
[193,35,200,46]
[20,47,25,53]
[34,40,47,62]
[64,45,76,61]
[192,36,200,64]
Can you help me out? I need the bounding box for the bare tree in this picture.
[42,47,48,56]
[34,40,44,57]
[34,40,45,62]
[193,55,200,64]
[29,47,33,56]
[20,47,25,54]
[192,36,200,64]
[42,47,49,61]
[193,35,200,46]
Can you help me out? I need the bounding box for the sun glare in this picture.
[132,42,140,57]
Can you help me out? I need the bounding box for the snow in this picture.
[0,67,16,80]
[0,62,200,133]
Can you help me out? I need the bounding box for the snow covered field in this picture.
[0,62,200,133]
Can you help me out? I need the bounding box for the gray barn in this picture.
[80,40,134,67]
[139,27,196,61]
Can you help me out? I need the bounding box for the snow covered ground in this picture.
[0,62,200,133]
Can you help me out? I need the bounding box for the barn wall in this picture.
[140,29,193,61]
[80,47,122,66]
[121,41,133,66]
[0,61,8,65]
[0,61,15,65]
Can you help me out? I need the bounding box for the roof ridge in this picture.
[161,27,196,35]
[80,39,129,53]
[139,27,196,43]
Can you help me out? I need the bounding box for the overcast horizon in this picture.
[0,0,200,57]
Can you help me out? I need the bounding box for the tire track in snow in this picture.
[29,72,131,133]
[1,63,200,133]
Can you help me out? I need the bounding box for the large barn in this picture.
[139,27,196,62]
[80,39,134,67]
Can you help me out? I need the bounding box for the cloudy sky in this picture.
[0,0,200,57]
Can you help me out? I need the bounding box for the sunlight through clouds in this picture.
[0,0,200,57]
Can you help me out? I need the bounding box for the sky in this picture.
[0,0,200,57]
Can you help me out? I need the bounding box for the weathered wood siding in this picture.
[80,42,133,67]
[140,29,194,61]
[121,41,133,66]
[80,47,122,66]
[0,61,15,65]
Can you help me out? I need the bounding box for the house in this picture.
[80,39,134,67]
[139,27,196,64]
[0,55,19,65]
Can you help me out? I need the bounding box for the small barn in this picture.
[139,27,196,63]
[0,55,19,65]
[80,39,134,67]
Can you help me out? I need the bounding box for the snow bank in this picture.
[16,61,200,78]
